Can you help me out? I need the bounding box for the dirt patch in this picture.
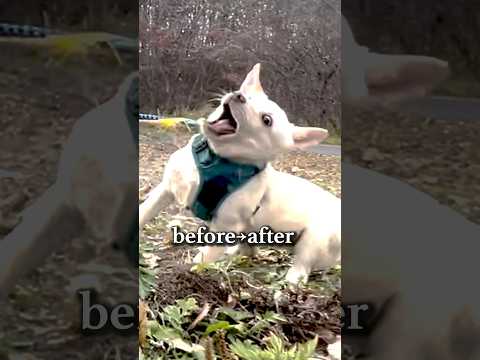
[147,266,341,344]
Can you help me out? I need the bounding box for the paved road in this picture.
[306,144,341,157]
[393,96,480,122]
[0,169,18,178]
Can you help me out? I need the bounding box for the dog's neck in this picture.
[199,134,267,171]
[190,134,268,221]
[224,156,268,171]
[204,136,269,170]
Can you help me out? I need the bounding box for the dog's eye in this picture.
[262,114,273,127]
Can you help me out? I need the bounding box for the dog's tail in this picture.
[139,182,174,229]
[0,184,84,299]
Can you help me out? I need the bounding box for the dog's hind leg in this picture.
[0,185,84,299]
[285,228,340,284]
[139,181,174,229]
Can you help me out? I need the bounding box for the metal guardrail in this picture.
[139,113,159,120]
[0,23,49,37]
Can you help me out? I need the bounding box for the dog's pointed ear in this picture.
[366,53,449,100]
[290,126,329,150]
[240,63,264,95]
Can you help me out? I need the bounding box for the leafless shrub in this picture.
[140,0,341,129]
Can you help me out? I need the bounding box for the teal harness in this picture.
[190,134,264,221]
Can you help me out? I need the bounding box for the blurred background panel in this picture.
[0,2,138,359]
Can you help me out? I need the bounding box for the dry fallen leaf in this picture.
[187,302,211,331]
[139,299,148,348]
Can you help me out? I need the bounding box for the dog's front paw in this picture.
[192,251,204,264]
[285,267,309,285]
[192,246,226,264]
[224,244,256,257]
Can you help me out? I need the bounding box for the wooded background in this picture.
[139,0,341,130]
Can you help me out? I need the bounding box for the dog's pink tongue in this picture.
[208,119,235,135]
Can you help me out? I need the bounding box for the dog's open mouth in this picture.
[207,103,238,136]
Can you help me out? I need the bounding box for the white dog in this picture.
[0,73,139,298]
[139,63,341,284]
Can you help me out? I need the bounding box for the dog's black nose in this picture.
[234,92,246,104]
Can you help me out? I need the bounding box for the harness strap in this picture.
[190,134,264,221]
